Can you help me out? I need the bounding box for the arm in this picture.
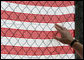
[72,42,83,59]
[54,24,83,59]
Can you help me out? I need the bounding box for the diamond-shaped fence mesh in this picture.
[1,1,75,59]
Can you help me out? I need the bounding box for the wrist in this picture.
[70,39,79,47]
[71,42,79,48]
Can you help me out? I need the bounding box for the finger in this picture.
[55,23,63,30]
[62,27,67,30]
[55,25,63,33]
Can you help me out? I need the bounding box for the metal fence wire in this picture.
[1,1,75,59]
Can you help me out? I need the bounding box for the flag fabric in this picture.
[1,1,75,59]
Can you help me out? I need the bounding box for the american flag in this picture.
[1,1,75,59]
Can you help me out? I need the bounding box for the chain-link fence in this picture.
[1,1,75,59]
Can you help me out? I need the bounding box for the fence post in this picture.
[75,1,83,59]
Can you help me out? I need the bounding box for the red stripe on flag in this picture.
[1,28,75,39]
[1,45,75,55]
[1,10,75,23]
[3,1,74,7]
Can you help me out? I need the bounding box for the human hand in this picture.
[54,24,74,45]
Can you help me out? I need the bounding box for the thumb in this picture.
[54,36,62,41]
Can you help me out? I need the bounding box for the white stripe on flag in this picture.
[1,1,75,15]
[1,19,75,31]
[1,36,69,47]
[1,54,75,59]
